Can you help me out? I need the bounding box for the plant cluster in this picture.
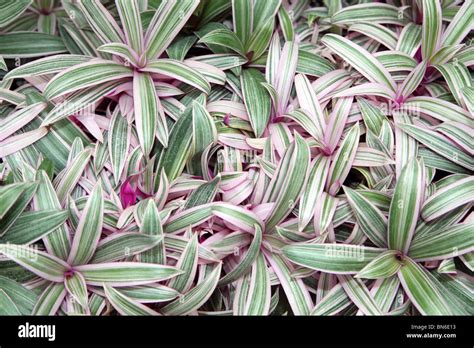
[0,0,472,316]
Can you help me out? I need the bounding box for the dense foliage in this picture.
[0,0,472,316]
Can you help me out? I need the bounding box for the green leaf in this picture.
[398,123,473,171]
[233,0,253,44]
[402,96,471,125]
[32,282,66,315]
[195,0,232,27]
[144,59,211,93]
[1,210,68,245]
[167,233,199,293]
[245,17,274,61]
[139,200,165,264]
[431,271,472,315]
[460,252,474,272]
[282,243,385,274]
[0,0,31,28]
[233,271,252,315]
[331,3,404,25]
[353,146,394,167]
[315,192,339,235]
[252,0,280,31]
[435,121,473,156]
[157,104,193,182]
[91,232,161,264]
[0,244,69,282]
[264,243,313,315]
[0,289,21,315]
[0,32,66,58]
[343,186,387,248]
[116,284,179,303]
[334,82,396,100]
[161,263,222,315]
[398,61,428,99]
[398,257,451,315]
[212,203,263,233]
[0,128,48,158]
[263,133,310,231]
[98,43,139,65]
[241,68,271,137]
[76,262,182,287]
[265,32,280,85]
[321,34,396,91]
[337,274,382,315]
[437,258,456,274]
[68,182,104,266]
[409,222,474,261]
[190,53,246,70]
[435,62,472,107]
[275,41,299,115]
[311,283,351,315]
[165,234,219,263]
[396,23,422,56]
[218,224,262,286]
[59,18,96,56]
[388,158,425,253]
[184,176,220,209]
[116,0,143,54]
[191,99,218,165]
[44,60,132,100]
[441,0,474,46]
[298,155,330,230]
[393,113,418,178]
[199,28,246,56]
[34,170,70,259]
[78,0,124,44]
[164,204,214,234]
[32,11,56,33]
[296,50,335,77]
[324,97,354,152]
[327,122,360,195]
[422,176,474,221]
[277,6,294,42]
[38,158,54,179]
[0,276,36,315]
[133,71,166,153]
[349,23,398,50]
[145,0,200,60]
[421,0,442,60]
[419,148,470,174]
[108,108,130,183]
[41,81,122,126]
[104,284,159,316]
[3,55,91,80]
[286,109,324,146]
[0,88,26,105]
[166,36,197,61]
[294,74,326,141]
[356,250,402,279]
[371,276,401,313]
[64,272,88,309]
[244,253,270,315]
[0,183,29,219]
[428,44,463,66]
[0,182,38,237]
